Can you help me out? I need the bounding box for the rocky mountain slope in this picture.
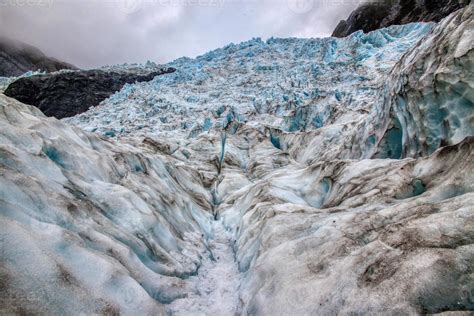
[332,0,470,38]
[0,36,77,77]
[3,65,176,119]
[0,4,473,315]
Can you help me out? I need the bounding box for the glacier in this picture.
[1,4,474,315]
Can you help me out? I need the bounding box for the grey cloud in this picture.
[0,0,360,68]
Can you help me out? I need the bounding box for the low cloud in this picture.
[0,0,360,68]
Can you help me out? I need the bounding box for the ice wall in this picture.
[385,5,473,157]
[0,96,215,314]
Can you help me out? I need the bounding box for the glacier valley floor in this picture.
[1,4,473,315]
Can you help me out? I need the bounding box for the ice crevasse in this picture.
[1,4,473,315]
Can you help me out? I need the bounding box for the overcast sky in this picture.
[0,0,361,68]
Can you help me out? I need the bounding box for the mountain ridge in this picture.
[332,0,470,37]
[0,36,77,77]
[3,65,176,119]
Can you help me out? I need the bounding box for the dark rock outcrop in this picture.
[332,0,470,38]
[0,36,77,77]
[3,67,176,119]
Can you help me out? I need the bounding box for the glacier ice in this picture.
[66,23,434,147]
[1,4,474,315]
[385,7,474,157]
[0,97,218,314]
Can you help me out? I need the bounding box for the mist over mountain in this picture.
[0,36,76,76]
[0,0,359,68]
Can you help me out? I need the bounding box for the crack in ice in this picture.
[166,219,241,316]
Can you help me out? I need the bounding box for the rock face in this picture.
[3,67,176,119]
[332,0,470,38]
[0,4,473,316]
[0,36,77,77]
